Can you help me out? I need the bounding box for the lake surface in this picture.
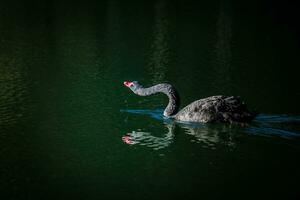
[1,0,300,199]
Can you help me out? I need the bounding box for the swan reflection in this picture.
[122,122,236,150]
[180,123,236,148]
[122,123,175,150]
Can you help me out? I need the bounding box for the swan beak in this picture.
[124,81,133,87]
[124,81,129,87]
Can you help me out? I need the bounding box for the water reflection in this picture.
[180,123,236,148]
[122,120,237,150]
[148,0,172,83]
[213,0,233,91]
[0,43,32,129]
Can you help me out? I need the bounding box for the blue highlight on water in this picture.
[249,114,300,139]
[120,108,165,121]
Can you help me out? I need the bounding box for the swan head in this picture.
[124,81,142,93]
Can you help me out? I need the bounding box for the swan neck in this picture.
[135,83,180,117]
[164,93,179,117]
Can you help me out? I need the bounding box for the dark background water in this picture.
[1,0,300,199]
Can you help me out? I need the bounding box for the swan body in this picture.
[124,81,256,123]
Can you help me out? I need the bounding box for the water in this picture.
[1,0,300,199]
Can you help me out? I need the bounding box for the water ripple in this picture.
[0,56,31,129]
[247,114,300,139]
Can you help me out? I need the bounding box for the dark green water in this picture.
[1,0,300,199]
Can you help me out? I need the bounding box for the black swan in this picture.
[124,81,256,123]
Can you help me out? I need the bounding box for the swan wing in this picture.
[174,96,254,123]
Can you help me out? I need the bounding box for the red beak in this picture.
[124,81,134,87]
